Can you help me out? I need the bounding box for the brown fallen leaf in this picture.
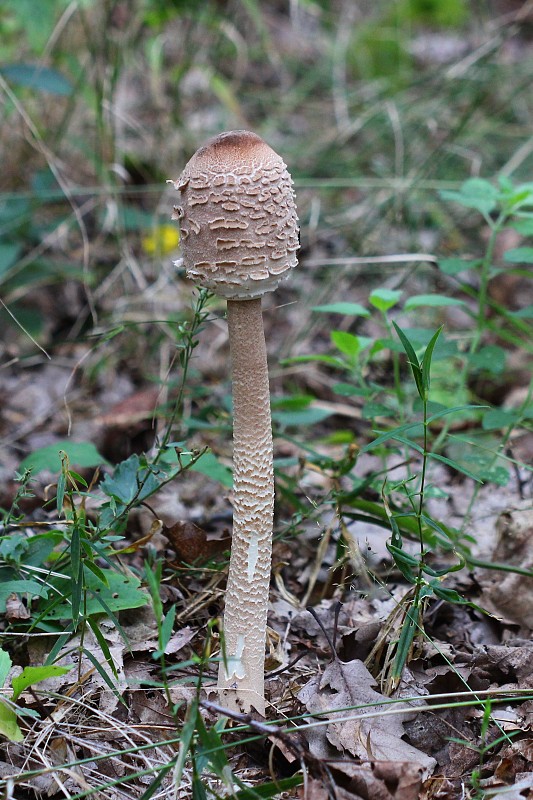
[96,387,161,427]
[297,778,331,799]
[327,759,423,800]
[164,626,196,655]
[298,657,436,777]
[419,775,459,799]
[96,387,161,462]
[479,773,533,800]
[5,593,30,621]
[473,642,533,685]
[165,520,230,563]
[492,737,533,787]
[480,505,533,631]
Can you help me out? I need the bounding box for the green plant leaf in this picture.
[11,665,73,702]
[363,421,425,452]
[190,452,233,488]
[421,551,465,576]
[499,181,533,211]
[44,570,149,620]
[332,383,372,397]
[312,302,370,317]
[0,533,27,563]
[420,514,459,546]
[273,407,334,427]
[445,437,511,486]
[510,305,533,319]
[421,326,443,397]
[145,562,164,623]
[429,452,484,482]
[426,404,487,424]
[83,560,110,587]
[19,441,108,474]
[510,219,533,236]
[158,604,177,656]
[192,774,208,800]
[392,322,424,399]
[1,64,73,95]
[0,650,12,687]
[281,354,348,368]
[386,544,418,582]
[138,762,175,800]
[468,345,506,375]
[82,648,123,700]
[369,288,402,311]
[440,179,499,216]
[70,526,82,624]
[391,604,420,679]
[482,409,519,431]
[362,402,391,419]
[100,454,160,507]
[87,618,120,680]
[0,699,23,742]
[174,700,200,788]
[0,243,22,279]
[405,295,464,309]
[0,579,49,614]
[56,468,66,515]
[0,651,23,742]
[438,258,478,275]
[429,583,489,616]
[503,247,533,264]
[195,712,229,776]
[387,434,425,455]
[234,776,303,798]
[331,330,360,359]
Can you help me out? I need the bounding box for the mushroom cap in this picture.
[171,130,299,299]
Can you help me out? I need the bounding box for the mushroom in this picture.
[171,131,299,714]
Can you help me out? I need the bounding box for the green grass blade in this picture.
[87,617,119,680]
[392,322,424,399]
[429,452,484,482]
[392,604,420,679]
[70,526,82,625]
[421,326,443,397]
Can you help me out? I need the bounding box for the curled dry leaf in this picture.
[298,657,436,777]
[329,759,424,800]
[481,505,533,630]
[165,520,230,563]
[5,593,30,621]
[478,773,533,800]
[298,760,424,800]
[473,641,533,686]
[164,626,196,655]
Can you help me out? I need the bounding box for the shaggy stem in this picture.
[218,298,274,715]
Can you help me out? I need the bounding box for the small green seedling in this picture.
[0,648,72,742]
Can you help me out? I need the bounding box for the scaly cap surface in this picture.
[172,130,299,299]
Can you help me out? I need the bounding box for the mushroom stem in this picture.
[218,297,274,715]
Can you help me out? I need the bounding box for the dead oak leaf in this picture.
[298,657,436,777]
[296,761,423,800]
[324,759,424,800]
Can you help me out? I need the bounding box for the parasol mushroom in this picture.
[170,130,299,714]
